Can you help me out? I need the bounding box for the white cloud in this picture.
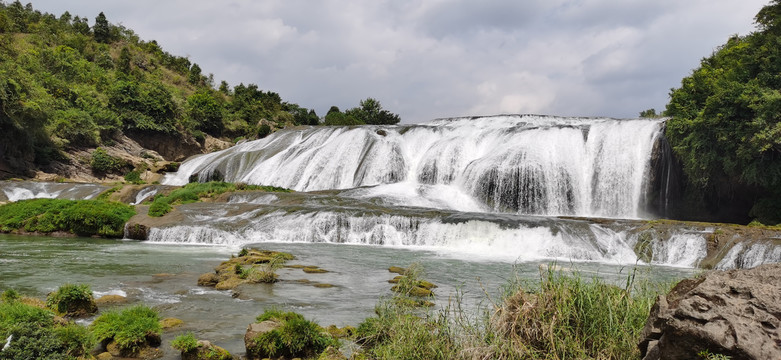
[26,0,769,123]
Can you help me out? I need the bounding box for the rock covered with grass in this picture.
[639,263,781,360]
[45,283,97,317]
[171,332,231,360]
[387,264,437,306]
[198,248,294,290]
[90,305,162,358]
[244,309,338,359]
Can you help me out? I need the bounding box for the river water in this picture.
[0,233,693,358]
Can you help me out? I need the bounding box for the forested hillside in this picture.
[665,0,781,225]
[0,1,400,180]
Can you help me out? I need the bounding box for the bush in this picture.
[45,283,97,317]
[249,310,337,359]
[91,305,161,354]
[1,289,20,303]
[171,332,199,352]
[90,147,127,174]
[0,300,93,360]
[124,169,144,184]
[0,198,136,237]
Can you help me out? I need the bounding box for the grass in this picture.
[0,290,94,359]
[171,332,199,352]
[354,264,666,360]
[45,283,97,317]
[248,309,338,359]
[147,181,291,217]
[0,198,136,237]
[90,305,162,354]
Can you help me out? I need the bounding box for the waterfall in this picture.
[164,115,666,219]
[0,182,109,202]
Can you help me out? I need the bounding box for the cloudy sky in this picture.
[28,0,768,123]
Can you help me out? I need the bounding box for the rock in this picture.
[160,317,183,329]
[303,266,328,273]
[639,263,781,360]
[181,340,231,360]
[125,222,149,240]
[95,294,127,306]
[96,352,113,360]
[318,345,348,359]
[388,266,407,275]
[197,273,219,286]
[106,341,122,357]
[391,284,433,297]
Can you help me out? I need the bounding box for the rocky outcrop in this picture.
[639,263,781,360]
[244,321,281,359]
[180,340,231,360]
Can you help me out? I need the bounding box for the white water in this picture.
[164,115,664,219]
[650,233,707,268]
[0,182,108,202]
[716,242,781,270]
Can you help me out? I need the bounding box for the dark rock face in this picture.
[125,222,149,240]
[639,263,781,360]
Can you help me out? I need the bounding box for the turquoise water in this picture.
[0,234,694,358]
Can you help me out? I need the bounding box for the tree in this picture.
[187,90,224,135]
[346,97,400,125]
[188,63,202,85]
[639,109,659,118]
[93,12,110,43]
[117,46,131,74]
[665,1,781,224]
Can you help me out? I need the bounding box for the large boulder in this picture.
[639,263,781,360]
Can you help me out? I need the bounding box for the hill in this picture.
[0,1,320,181]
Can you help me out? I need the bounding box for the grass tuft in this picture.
[148,181,291,217]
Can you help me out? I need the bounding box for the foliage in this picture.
[355,266,666,360]
[148,181,291,217]
[90,148,126,174]
[1,289,20,303]
[347,97,401,125]
[124,169,144,184]
[249,309,337,359]
[0,296,93,360]
[665,1,781,223]
[45,283,96,316]
[90,305,161,354]
[171,332,199,352]
[0,198,136,237]
[0,2,323,177]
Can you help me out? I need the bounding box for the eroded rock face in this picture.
[639,263,781,360]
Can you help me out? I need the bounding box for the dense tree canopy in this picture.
[665,0,781,224]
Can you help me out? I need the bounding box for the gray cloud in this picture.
[27,0,768,123]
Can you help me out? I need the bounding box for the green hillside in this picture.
[0,1,319,178]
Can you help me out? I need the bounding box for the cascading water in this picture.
[164,115,665,219]
[0,182,109,202]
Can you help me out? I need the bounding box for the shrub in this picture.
[171,332,199,353]
[45,283,97,317]
[1,289,20,303]
[124,170,144,184]
[91,305,162,354]
[90,147,127,174]
[249,310,337,359]
[0,300,93,359]
[0,198,136,237]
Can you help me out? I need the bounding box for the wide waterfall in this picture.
[164,115,665,219]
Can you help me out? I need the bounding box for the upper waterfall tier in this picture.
[164,115,666,219]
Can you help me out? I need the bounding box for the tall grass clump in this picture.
[148,181,291,217]
[248,309,337,359]
[90,305,162,355]
[245,254,286,283]
[0,198,135,237]
[356,263,457,360]
[463,267,662,360]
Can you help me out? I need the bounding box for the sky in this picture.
[25,0,769,123]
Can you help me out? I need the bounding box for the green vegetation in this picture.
[248,309,338,359]
[90,305,161,354]
[665,0,781,224]
[0,290,94,360]
[45,283,97,317]
[355,266,663,360]
[148,181,291,217]
[323,98,401,126]
[171,332,199,352]
[0,198,136,237]
[90,147,127,175]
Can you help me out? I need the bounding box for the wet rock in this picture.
[181,340,231,360]
[95,352,113,360]
[391,284,432,297]
[95,295,127,306]
[160,317,183,329]
[303,266,328,273]
[388,266,407,275]
[125,222,149,240]
[639,263,781,360]
[197,273,219,286]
